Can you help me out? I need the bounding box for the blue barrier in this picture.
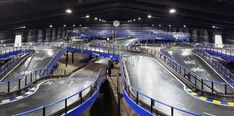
[67,89,99,115]
[123,90,153,116]
[0,50,23,59]
[206,50,234,61]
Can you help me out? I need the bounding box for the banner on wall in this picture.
[214,34,223,48]
[14,34,22,47]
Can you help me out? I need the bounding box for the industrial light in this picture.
[147,15,152,18]
[49,25,53,28]
[138,17,141,20]
[169,25,171,27]
[133,19,136,21]
[169,8,176,14]
[79,24,82,27]
[85,15,90,18]
[95,17,98,20]
[152,24,155,27]
[130,20,132,22]
[64,25,66,27]
[99,19,102,21]
[212,25,216,28]
[159,24,161,27]
[65,9,72,14]
[73,24,76,27]
[183,25,187,28]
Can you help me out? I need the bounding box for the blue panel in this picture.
[206,50,234,61]
[0,50,23,59]
[67,47,120,61]
[123,91,154,116]
[67,90,98,116]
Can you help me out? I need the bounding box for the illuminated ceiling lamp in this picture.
[147,15,152,19]
[169,8,176,14]
[65,9,72,14]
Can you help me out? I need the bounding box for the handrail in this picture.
[194,49,234,83]
[0,68,66,95]
[120,59,199,116]
[91,43,234,95]
[0,50,30,79]
[16,68,105,116]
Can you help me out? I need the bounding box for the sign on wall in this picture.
[14,34,22,47]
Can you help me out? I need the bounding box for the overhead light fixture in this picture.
[85,15,90,18]
[169,25,171,27]
[99,19,102,21]
[79,24,82,27]
[183,25,187,28]
[65,9,72,14]
[159,24,161,27]
[73,24,76,27]
[133,19,136,21]
[152,24,155,27]
[64,25,66,27]
[212,25,216,28]
[138,17,141,20]
[147,15,152,18]
[49,25,53,28]
[130,20,132,22]
[169,8,176,14]
[95,17,98,20]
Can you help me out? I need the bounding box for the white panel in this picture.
[14,34,22,47]
[214,34,223,48]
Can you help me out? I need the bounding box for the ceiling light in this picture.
[147,15,152,18]
[99,19,102,21]
[183,25,186,28]
[212,25,216,28]
[133,19,136,21]
[64,25,66,27]
[159,24,161,27]
[95,17,98,20]
[152,24,155,27]
[49,25,53,28]
[73,24,76,27]
[79,24,82,27]
[169,8,176,14]
[65,9,72,14]
[169,25,171,27]
[138,17,141,20]
[85,15,90,18]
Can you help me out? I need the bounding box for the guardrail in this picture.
[0,50,31,79]
[91,43,234,95]
[0,42,66,49]
[120,59,199,116]
[16,68,105,116]
[194,49,234,83]
[0,68,65,95]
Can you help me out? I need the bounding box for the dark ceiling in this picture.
[0,0,234,30]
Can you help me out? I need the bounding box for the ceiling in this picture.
[0,0,234,30]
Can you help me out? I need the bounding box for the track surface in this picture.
[124,54,234,116]
[0,59,107,116]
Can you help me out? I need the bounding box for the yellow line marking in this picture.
[213,100,221,105]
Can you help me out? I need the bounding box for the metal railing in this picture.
[16,68,105,116]
[120,59,199,116]
[194,49,234,83]
[0,68,66,95]
[0,50,30,79]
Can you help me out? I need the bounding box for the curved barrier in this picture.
[16,69,105,116]
[0,50,31,79]
[120,60,199,116]
[195,49,234,83]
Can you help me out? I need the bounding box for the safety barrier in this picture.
[0,68,66,95]
[16,68,105,116]
[120,59,199,116]
[0,50,31,79]
[194,49,234,83]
